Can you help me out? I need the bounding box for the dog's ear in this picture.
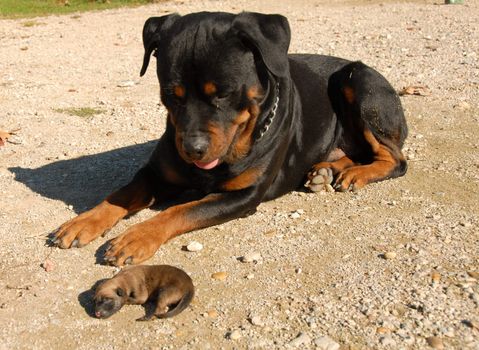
[140,14,180,77]
[232,12,291,78]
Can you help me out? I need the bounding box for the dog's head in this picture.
[93,279,127,319]
[140,12,290,169]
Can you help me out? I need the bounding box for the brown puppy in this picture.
[94,265,194,321]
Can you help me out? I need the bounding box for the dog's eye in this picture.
[216,92,230,100]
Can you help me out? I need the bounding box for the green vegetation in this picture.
[0,0,161,19]
[54,107,105,119]
[21,20,46,27]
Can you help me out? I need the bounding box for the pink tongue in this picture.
[193,159,219,170]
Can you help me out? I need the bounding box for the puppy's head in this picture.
[140,12,291,169]
[93,280,127,319]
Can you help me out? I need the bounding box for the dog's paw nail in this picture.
[312,170,318,176]
[104,256,116,264]
[304,180,311,187]
[71,239,79,248]
[124,257,133,265]
[48,229,59,238]
[136,316,150,322]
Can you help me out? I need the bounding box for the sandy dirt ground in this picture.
[0,0,478,349]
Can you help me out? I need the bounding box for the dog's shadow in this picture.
[9,141,157,214]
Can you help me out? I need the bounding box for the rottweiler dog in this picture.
[52,12,408,266]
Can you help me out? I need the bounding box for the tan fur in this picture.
[94,265,194,321]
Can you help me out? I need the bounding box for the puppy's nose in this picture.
[183,136,208,159]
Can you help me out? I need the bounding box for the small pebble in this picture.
[456,101,471,111]
[426,336,444,349]
[41,259,54,272]
[228,330,242,340]
[431,271,441,283]
[241,252,261,263]
[383,251,397,260]
[263,229,276,237]
[117,80,135,87]
[376,326,391,334]
[207,309,218,318]
[211,271,227,280]
[250,315,264,326]
[290,212,301,219]
[289,332,311,347]
[380,335,396,347]
[467,271,479,279]
[186,241,203,252]
[314,335,340,350]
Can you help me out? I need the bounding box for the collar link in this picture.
[257,82,280,140]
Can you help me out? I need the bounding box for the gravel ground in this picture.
[1,0,478,349]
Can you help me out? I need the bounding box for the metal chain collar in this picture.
[258,82,280,140]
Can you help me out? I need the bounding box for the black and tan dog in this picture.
[94,265,194,320]
[52,12,408,265]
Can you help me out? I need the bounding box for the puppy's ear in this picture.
[232,12,291,78]
[140,14,180,77]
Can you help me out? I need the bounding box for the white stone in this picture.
[117,80,135,87]
[314,336,340,350]
[289,332,311,347]
[186,241,203,252]
[229,330,242,340]
[242,252,261,263]
[250,315,264,326]
[290,212,301,219]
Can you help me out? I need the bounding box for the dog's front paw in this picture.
[104,225,162,266]
[333,167,368,192]
[305,167,334,192]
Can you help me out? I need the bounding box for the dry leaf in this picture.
[0,128,20,146]
[398,85,431,96]
[0,129,11,147]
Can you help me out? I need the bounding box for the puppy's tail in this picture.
[159,288,194,319]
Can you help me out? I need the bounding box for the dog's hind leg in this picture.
[307,61,408,192]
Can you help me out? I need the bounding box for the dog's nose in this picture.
[183,136,209,159]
